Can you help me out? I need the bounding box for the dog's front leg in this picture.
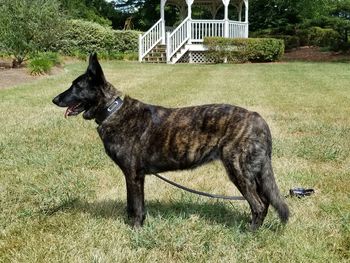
[124,173,145,228]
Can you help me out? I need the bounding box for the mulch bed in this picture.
[283,46,350,62]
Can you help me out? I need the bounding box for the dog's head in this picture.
[52,53,113,120]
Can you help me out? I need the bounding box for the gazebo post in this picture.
[223,0,230,38]
[186,0,194,44]
[161,0,166,44]
[238,1,243,21]
[244,0,248,37]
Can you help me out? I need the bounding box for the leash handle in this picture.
[152,173,245,201]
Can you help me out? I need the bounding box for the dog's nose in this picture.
[52,96,60,105]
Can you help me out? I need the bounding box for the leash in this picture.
[152,173,245,201]
[152,173,315,201]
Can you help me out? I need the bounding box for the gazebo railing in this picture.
[139,19,163,62]
[228,21,247,38]
[166,17,190,62]
[191,20,225,42]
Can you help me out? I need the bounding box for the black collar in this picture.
[102,97,123,121]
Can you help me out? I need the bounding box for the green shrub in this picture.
[204,37,285,63]
[309,27,340,47]
[28,52,61,75]
[41,51,61,65]
[28,57,53,75]
[108,52,125,60]
[251,33,300,50]
[122,51,138,61]
[297,29,312,46]
[278,35,300,50]
[297,27,340,48]
[0,0,63,66]
[53,19,140,56]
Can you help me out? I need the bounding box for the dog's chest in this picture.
[97,124,127,155]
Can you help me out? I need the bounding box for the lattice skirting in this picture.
[177,51,216,64]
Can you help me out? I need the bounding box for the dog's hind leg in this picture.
[222,152,269,231]
[124,171,146,228]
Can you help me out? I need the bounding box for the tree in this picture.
[330,0,350,45]
[0,0,64,67]
[249,0,331,33]
[59,0,113,26]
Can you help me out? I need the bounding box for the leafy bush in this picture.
[204,37,285,63]
[0,0,63,66]
[276,35,300,50]
[122,52,138,61]
[28,52,61,75]
[53,19,140,56]
[251,31,300,50]
[252,25,342,50]
[309,27,340,47]
[297,27,340,48]
[41,51,61,65]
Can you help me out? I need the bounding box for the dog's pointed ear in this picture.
[87,53,106,83]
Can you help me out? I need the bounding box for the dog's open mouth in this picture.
[64,103,85,118]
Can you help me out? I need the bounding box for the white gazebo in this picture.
[139,0,248,63]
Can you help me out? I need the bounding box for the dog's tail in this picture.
[261,157,289,223]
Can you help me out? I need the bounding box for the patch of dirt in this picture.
[283,46,350,62]
[0,63,63,89]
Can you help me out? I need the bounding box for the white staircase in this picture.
[170,45,190,64]
[138,19,163,62]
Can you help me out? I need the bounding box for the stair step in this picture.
[148,52,166,57]
[153,48,166,52]
[142,44,168,63]
[144,56,166,63]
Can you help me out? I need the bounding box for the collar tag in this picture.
[107,97,123,114]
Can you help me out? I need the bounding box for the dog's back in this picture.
[98,97,264,172]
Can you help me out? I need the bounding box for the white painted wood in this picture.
[139,19,163,61]
[171,45,190,64]
[228,21,247,38]
[167,17,190,62]
[191,20,225,42]
[244,0,249,37]
[186,0,194,18]
[161,0,167,44]
[138,34,142,62]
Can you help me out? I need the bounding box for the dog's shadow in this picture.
[65,198,251,230]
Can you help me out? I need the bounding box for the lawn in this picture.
[0,61,349,262]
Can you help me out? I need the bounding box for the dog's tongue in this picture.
[64,106,73,118]
[64,103,82,118]
[64,104,79,118]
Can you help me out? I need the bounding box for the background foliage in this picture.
[52,19,139,56]
[0,0,63,66]
[204,37,285,63]
[0,0,349,67]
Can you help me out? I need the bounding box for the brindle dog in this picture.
[52,53,289,230]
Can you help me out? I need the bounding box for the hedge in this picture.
[251,26,340,50]
[52,19,140,56]
[297,27,340,48]
[204,37,285,63]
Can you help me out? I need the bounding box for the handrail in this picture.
[228,20,247,25]
[166,17,190,62]
[191,20,225,42]
[139,19,163,61]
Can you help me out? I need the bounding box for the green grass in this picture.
[1,61,349,262]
